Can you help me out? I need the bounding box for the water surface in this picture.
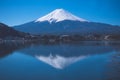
[0,41,120,80]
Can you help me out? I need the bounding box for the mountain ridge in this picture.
[14,9,120,35]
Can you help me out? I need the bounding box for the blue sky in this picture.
[0,0,120,26]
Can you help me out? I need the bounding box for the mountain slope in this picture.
[14,9,120,35]
[0,23,28,39]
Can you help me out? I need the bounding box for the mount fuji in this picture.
[35,9,87,23]
[14,9,120,35]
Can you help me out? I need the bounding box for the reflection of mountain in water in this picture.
[0,41,120,69]
[0,41,41,58]
[15,41,120,69]
[0,42,24,58]
[36,54,87,69]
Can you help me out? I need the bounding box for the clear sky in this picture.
[0,0,120,26]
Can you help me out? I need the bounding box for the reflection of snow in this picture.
[36,54,87,69]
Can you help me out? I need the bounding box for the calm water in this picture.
[0,41,120,80]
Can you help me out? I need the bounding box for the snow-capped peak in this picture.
[35,9,87,23]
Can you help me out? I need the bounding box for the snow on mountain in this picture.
[14,9,120,35]
[35,9,87,23]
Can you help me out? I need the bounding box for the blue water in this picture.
[0,41,120,80]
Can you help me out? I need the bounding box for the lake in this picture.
[0,41,120,80]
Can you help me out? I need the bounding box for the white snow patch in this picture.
[35,9,87,23]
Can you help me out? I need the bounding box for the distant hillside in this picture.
[0,23,29,40]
